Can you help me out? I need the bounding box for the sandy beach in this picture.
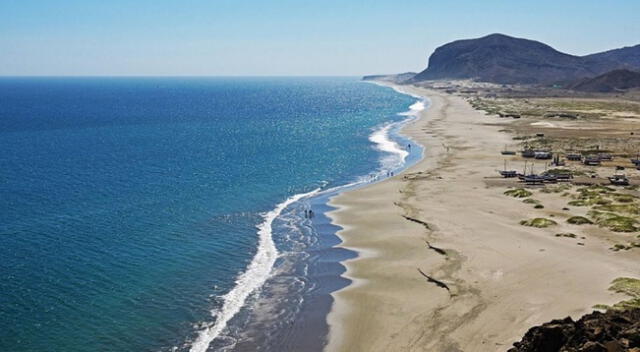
[325,85,640,351]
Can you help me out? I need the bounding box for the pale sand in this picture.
[325,85,639,351]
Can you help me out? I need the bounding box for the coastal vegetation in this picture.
[520,218,557,228]
[539,183,572,193]
[594,277,640,311]
[593,202,640,215]
[555,233,577,238]
[587,210,638,232]
[611,242,640,251]
[566,216,593,225]
[505,188,532,198]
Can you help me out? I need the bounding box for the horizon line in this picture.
[0,74,368,78]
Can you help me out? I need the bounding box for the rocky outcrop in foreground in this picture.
[509,309,640,352]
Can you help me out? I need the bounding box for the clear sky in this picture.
[1,0,639,76]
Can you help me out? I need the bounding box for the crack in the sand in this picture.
[417,268,452,295]
[424,240,447,256]
[402,215,431,230]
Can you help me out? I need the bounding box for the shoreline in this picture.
[325,84,638,351]
[195,81,426,352]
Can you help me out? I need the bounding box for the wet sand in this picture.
[325,85,639,351]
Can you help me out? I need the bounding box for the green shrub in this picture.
[555,233,576,238]
[504,188,532,198]
[588,210,638,232]
[540,184,572,193]
[594,277,640,310]
[567,216,593,225]
[520,218,557,228]
[613,194,637,203]
[593,203,640,215]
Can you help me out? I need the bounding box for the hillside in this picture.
[569,69,640,92]
[411,34,639,85]
[584,44,640,71]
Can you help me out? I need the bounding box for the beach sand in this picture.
[325,86,640,351]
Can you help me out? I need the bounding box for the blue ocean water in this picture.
[0,77,418,351]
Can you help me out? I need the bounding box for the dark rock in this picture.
[509,309,640,352]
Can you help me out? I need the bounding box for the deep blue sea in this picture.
[0,77,421,352]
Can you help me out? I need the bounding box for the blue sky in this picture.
[1,0,639,76]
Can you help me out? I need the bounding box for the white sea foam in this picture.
[316,92,426,196]
[399,100,426,116]
[189,188,321,352]
[369,124,409,170]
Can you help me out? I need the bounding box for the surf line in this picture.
[189,188,321,352]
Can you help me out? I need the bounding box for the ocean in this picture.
[0,77,423,351]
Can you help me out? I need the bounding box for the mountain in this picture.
[569,69,640,92]
[411,34,639,85]
[584,44,640,70]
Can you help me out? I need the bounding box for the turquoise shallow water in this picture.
[0,77,418,351]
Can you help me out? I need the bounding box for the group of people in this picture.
[302,144,412,220]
